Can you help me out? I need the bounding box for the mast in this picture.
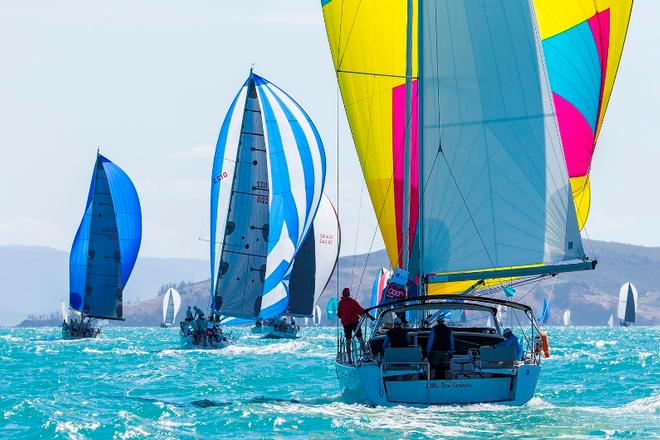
[401,0,413,271]
[417,0,424,295]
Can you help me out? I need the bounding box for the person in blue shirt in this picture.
[383,317,408,349]
[426,318,454,353]
[496,328,523,360]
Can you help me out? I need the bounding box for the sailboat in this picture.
[64,152,142,339]
[538,298,551,326]
[326,297,338,322]
[160,288,181,328]
[193,70,326,347]
[262,194,340,338]
[322,0,631,406]
[617,282,638,326]
[608,314,614,327]
[313,305,322,325]
[563,310,572,326]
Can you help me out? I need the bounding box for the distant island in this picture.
[8,239,660,327]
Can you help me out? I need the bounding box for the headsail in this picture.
[617,282,637,324]
[210,72,326,320]
[534,0,633,228]
[321,0,419,270]
[69,153,141,320]
[288,194,340,317]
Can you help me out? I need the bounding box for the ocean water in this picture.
[0,326,658,439]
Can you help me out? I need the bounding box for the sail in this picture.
[162,289,171,324]
[539,298,551,325]
[371,268,393,308]
[313,305,322,325]
[534,0,633,228]
[323,1,592,294]
[288,194,340,317]
[419,0,584,280]
[69,154,141,320]
[162,288,181,324]
[210,73,326,320]
[608,314,614,327]
[617,282,638,324]
[321,0,419,269]
[326,297,338,321]
[60,301,68,322]
[563,310,571,326]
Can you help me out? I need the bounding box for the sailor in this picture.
[496,328,524,360]
[194,313,207,345]
[193,306,202,319]
[290,317,296,328]
[338,287,375,363]
[383,317,408,349]
[427,318,454,353]
[185,306,194,321]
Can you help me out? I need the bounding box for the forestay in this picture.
[210,72,326,320]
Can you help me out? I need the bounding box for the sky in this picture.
[0,1,658,263]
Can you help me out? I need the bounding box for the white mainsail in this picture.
[563,310,571,326]
[162,288,181,325]
[617,282,638,325]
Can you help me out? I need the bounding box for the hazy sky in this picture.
[0,1,658,263]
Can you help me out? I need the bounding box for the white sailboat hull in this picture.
[336,361,540,406]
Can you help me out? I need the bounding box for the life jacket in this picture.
[387,327,408,348]
[430,323,453,351]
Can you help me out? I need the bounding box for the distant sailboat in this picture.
[161,288,181,328]
[563,310,571,326]
[185,70,327,348]
[60,301,68,323]
[64,152,142,339]
[266,194,340,338]
[313,305,322,325]
[617,282,638,326]
[538,298,551,326]
[608,314,614,327]
[326,297,338,322]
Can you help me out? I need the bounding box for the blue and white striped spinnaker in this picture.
[210,72,326,320]
[69,153,142,320]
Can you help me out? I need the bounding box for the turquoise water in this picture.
[0,326,658,439]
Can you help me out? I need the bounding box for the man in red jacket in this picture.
[338,287,374,363]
